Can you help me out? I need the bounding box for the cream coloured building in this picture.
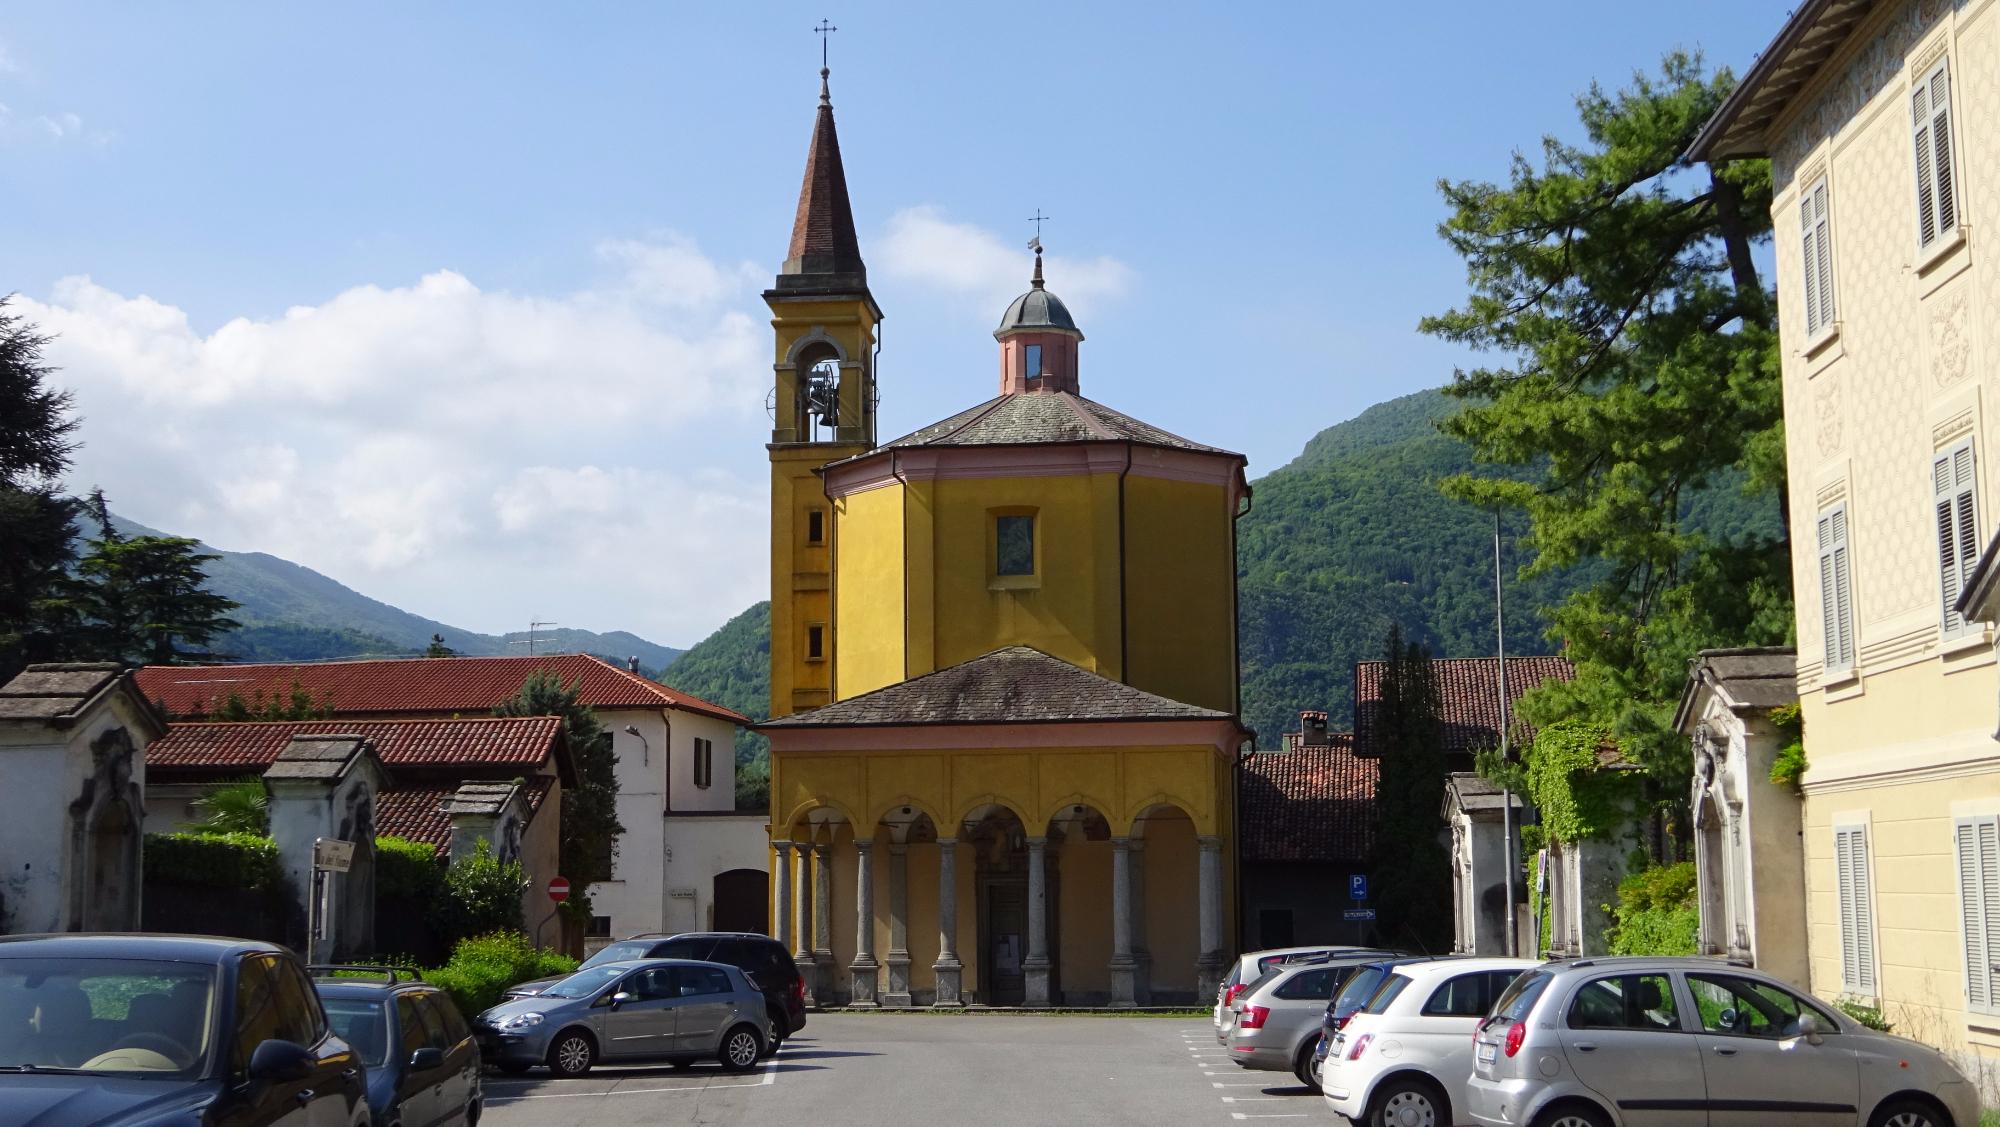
[1692,0,2000,1084]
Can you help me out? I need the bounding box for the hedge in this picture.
[143,832,283,891]
[1607,861,1698,956]
[375,835,446,900]
[425,932,577,1017]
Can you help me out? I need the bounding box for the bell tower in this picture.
[765,65,881,719]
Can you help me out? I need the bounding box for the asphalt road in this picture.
[481,1013,1323,1127]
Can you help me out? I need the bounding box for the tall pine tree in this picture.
[48,492,241,665]
[1370,626,1453,953]
[0,299,83,679]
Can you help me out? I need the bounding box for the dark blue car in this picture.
[312,967,481,1127]
[0,933,368,1126]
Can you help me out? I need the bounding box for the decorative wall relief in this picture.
[1932,290,1971,387]
[1817,377,1844,456]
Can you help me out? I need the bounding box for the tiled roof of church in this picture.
[761,645,1230,728]
[1239,734,1377,863]
[1352,655,1574,760]
[147,716,563,775]
[781,69,864,280]
[875,391,1234,455]
[135,654,748,725]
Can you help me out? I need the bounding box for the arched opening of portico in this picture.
[1131,803,1200,1003]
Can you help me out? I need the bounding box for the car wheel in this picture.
[467,1099,481,1126]
[1292,1042,1322,1092]
[547,1029,596,1077]
[1369,1078,1448,1127]
[1872,1098,1952,1127]
[1532,1103,1612,1127]
[719,1024,763,1072]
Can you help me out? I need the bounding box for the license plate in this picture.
[1476,1041,1497,1066]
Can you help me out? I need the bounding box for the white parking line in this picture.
[485,1059,780,1101]
[1229,1115,1307,1121]
[1220,1096,1287,1102]
[1211,1081,1270,1087]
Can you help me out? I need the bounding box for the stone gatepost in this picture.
[265,735,385,963]
[0,664,164,935]
[443,780,527,865]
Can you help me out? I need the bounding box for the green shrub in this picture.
[375,836,446,900]
[1607,861,1698,955]
[143,832,283,891]
[422,932,577,1017]
[190,779,270,835]
[433,840,526,944]
[1834,997,1892,1032]
[1768,703,1807,793]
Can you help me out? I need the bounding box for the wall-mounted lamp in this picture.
[623,724,649,766]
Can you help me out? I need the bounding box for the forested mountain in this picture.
[103,514,685,671]
[658,602,772,807]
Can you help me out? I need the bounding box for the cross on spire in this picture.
[815,19,837,68]
[1028,209,1050,241]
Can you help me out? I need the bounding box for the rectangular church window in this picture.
[807,508,826,545]
[807,623,825,661]
[1024,344,1042,380]
[996,515,1036,576]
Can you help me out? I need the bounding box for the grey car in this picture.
[1220,954,1387,1090]
[473,958,770,1077]
[1467,956,1979,1127]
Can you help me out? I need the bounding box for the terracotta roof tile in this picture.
[374,778,552,856]
[762,646,1229,729]
[1352,656,1574,760]
[147,717,561,774]
[1239,735,1378,863]
[134,654,748,725]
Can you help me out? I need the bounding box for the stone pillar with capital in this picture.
[793,843,817,1006]
[849,838,879,1007]
[1108,836,1137,1008]
[933,837,964,1007]
[771,841,794,956]
[884,843,913,1006]
[1129,838,1152,1006]
[1196,835,1225,1002]
[1023,836,1052,1007]
[812,842,836,1001]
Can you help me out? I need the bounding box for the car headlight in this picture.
[498,1012,545,1031]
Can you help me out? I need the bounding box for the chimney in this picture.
[1301,710,1330,747]
[627,656,641,674]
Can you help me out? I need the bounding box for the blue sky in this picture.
[3,2,1788,647]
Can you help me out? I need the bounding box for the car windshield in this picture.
[0,956,216,1077]
[1492,971,1553,1023]
[541,965,630,999]
[320,999,390,1069]
[1329,965,1388,1018]
[580,941,655,969]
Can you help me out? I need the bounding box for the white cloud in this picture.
[879,205,1134,318]
[19,236,775,644]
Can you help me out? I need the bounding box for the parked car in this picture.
[475,958,771,1077]
[1309,954,1447,1082]
[1319,956,1535,1127]
[1219,953,1393,1090]
[1214,947,1395,1029]
[312,965,481,1127]
[505,932,806,1044]
[0,933,368,1127]
[1467,956,1979,1127]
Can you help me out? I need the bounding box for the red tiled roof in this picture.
[1353,656,1574,760]
[135,654,749,725]
[147,717,562,774]
[1239,734,1378,863]
[375,777,553,857]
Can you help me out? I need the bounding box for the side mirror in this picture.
[247,1039,315,1083]
[1797,1010,1825,1045]
[606,991,633,1010]
[409,1046,446,1070]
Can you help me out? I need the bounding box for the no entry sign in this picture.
[547,876,571,904]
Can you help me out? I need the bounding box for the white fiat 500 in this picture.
[1321,956,1535,1127]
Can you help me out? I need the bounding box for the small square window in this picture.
[587,915,613,939]
[807,624,825,661]
[806,509,826,545]
[996,515,1035,576]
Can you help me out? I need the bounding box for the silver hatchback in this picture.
[1467,956,1979,1127]
[473,958,770,1077]
[1220,955,1385,1090]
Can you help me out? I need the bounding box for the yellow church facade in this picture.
[760,66,1249,1007]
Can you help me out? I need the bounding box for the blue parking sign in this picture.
[1349,874,1368,901]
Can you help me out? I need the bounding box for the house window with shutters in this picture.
[1817,504,1856,673]
[1833,823,1878,996]
[1954,816,2000,1014]
[1935,441,1979,637]
[1912,57,1961,251]
[1800,177,1835,338]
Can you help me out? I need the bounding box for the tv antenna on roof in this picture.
[509,620,560,656]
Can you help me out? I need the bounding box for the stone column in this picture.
[1196,835,1225,1002]
[793,843,817,1006]
[812,842,836,1001]
[1108,836,1137,1008]
[932,837,964,1007]
[1129,838,1152,1006]
[772,841,794,954]
[884,843,913,1006]
[849,839,879,1007]
[1023,836,1052,1007]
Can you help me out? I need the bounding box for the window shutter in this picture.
[1936,443,1979,634]
[1915,81,1938,245]
[1835,826,1877,993]
[1835,829,1860,989]
[1914,61,1959,248]
[1965,818,2000,1013]
[1813,183,1835,327]
[1802,195,1823,333]
[1932,62,1957,235]
[1819,506,1856,669]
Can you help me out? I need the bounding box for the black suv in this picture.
[505,932,806,1041]
[0,933,367,1127]
[312,966,481,1127]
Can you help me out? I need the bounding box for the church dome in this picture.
[996,284,1079,335]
